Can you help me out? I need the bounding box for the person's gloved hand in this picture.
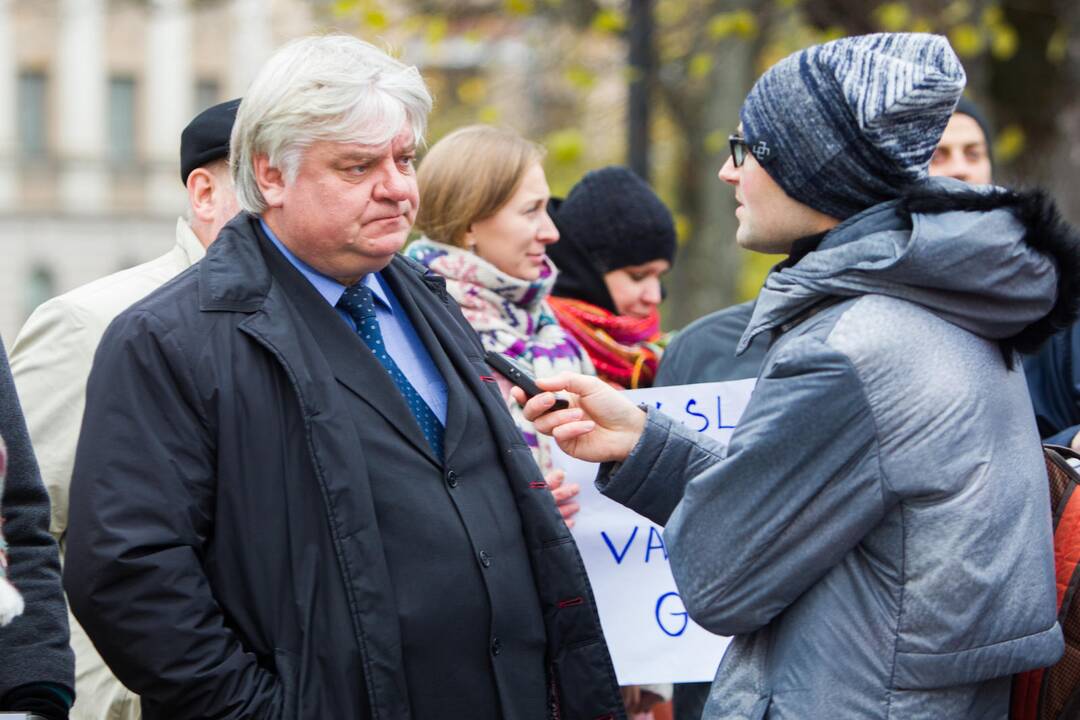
[2,682,71,720]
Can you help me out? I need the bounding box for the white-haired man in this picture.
[10,98,240,720]
[64,35,622,720]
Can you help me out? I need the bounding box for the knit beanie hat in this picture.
[548,166,676,313]
[740,32,966,220]
[954,96,994,167]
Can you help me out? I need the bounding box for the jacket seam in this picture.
[125,308,214,439]
[686,332,888,629]
[821,321,900,711]
[893,623,1059,656]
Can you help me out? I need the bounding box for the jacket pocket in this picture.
[550,638,624,720]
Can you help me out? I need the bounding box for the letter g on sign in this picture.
[655,592,690,637]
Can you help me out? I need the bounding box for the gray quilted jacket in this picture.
[599,179,1079,719]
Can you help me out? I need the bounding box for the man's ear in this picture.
[186,168,216,223]
[253,154,286,208]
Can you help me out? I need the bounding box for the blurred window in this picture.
[17,71,48,158]
[196,79,220,112]
[108,76,137,165]
[24,264,56,318]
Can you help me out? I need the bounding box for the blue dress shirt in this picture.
[260,219,448,424]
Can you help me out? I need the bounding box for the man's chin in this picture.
[735,228,791,255]
[369,230,410,256]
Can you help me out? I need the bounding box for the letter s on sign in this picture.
[655,591,690,637]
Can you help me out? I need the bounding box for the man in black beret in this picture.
[8,98,241,720]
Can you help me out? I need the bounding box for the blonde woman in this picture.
[408,125,590,527]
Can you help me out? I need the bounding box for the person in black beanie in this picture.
[547,166,677,389]
[929,96,993,184]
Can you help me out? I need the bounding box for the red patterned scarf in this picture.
[548,296,670,389]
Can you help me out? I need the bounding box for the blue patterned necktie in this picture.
[337,282,444,461]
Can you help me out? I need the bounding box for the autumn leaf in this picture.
[994,125,1025,164]
[948,23,984,57]
[592,9,626,34]
[704,129,727,155]
[689,52,713,79]
[990,24,1017,60]
[456,77,487,105]
[505,0,535,16]
[546,129,585,164]
[873,3,910,32]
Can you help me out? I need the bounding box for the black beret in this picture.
[180,98,241,185]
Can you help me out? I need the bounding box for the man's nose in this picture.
[944,160,971,183]
[718,156,739,186]
[376,164,414,201]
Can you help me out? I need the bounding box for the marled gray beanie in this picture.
[740,33,966,219]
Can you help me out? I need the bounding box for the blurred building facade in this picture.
[0,0,621,342]
[0,0,317,342]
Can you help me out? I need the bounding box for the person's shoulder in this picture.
[103,265,204,342]
[39,247,193,331]
[673,300,757,348]
[657,300,762,385]
[389,253,453,304]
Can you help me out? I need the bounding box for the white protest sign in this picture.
[552,379,757,685]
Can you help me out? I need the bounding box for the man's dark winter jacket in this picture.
[655,301,765,387]
[0,340,74,712]
[64,214,622,720]
[1024,325,1080,446]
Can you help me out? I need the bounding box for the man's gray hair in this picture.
[230,34,433,214]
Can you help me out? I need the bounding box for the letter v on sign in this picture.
[601,526,639,565]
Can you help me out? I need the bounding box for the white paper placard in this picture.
[552,378,757,685]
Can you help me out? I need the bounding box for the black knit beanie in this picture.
[548,166,676,314]
[954,96,994,167]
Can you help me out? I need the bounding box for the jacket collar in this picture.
[737,180,1080,357]
[198,212,281,313]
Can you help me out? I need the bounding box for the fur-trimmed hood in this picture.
[738,177,1080,359]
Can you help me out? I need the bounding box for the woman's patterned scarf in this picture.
[548,296,670,389]
[406,238,592,472]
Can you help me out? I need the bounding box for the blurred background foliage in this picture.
[319,0,1080,330]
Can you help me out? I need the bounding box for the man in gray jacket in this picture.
[520,32,1073,719]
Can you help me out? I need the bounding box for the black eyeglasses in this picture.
[729,134,750,167]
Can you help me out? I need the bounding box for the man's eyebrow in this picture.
[335,142,416,163]
[337,150,381,163]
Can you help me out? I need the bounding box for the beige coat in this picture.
[10,218,205,720]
